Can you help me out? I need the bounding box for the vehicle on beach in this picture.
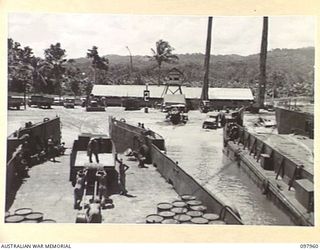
[28,95,53,109]
[8,96,24,110]
[85,96,106,112]
[53,97,64,106]
[63,98,75,108]
[74,98,84,106]
[165,106,188,125]
[202,112,219,129]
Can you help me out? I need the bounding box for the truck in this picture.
[28,95,54,109]
[8,96,24,110]
[86,98,105,112]
[69,133,117,188]
[63,98,75,108]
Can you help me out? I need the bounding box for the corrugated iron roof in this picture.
[92,85,253,100]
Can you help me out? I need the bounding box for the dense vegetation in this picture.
[8,38,314,98]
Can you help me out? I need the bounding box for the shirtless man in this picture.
[74,169,87,209]
[86,199,102,223]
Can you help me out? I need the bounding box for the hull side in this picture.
[109,116,242,224]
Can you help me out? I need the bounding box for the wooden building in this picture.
[91,84,254,110]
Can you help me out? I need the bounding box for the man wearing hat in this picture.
[87,138,100,163]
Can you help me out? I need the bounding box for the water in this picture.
[7,107,294,225]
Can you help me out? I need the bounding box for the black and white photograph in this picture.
[5,13,314,228]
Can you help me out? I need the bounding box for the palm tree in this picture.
[44,43,67,96]
[87,46,109,84]
[201,16,213,101]
[29,57,49,93]
[258,16,268,108]
[150,39,179,85]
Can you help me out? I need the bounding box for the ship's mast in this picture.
[257,16,268,108]
[201,16,213,101]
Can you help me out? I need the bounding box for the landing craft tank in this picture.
[223,112,314,226]
[109,116,243,225]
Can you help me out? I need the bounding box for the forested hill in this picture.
[8,40,314,98]
[73,47,314,97]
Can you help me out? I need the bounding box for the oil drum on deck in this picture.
[25,212,43,222]
[146,214,164,224]
[5,215,25,223]
[157,203,173,213]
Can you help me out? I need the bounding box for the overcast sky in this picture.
[8,13,315,59]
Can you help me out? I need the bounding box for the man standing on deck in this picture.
[74,169,87,209]
[116,154,129,195]
[96,170,108,207]
[87,138,99,163]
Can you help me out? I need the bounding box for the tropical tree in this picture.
[65,59,82,96]
[29,56,49,93]
[86,46,109,85]
[150,39,179,85]
[44,43,67,95]
[8,39,36,108]
[258,17,268,108]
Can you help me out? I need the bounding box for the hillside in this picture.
[73,47,314,97]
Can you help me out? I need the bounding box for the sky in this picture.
[8,13,315,59]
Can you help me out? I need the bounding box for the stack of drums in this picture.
[146,195,226,225]
[5,208,54,223]
[5,208,32,223]
[24,212,44,223]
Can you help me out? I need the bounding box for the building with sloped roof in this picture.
[91,84,254,110]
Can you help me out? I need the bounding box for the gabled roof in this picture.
[167,67,184,76]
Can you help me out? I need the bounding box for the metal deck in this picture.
[254,133,313,175]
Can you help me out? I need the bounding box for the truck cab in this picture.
[64,98,75,108]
